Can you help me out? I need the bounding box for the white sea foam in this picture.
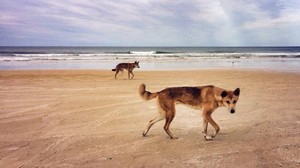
[1,52,299,62]
[129,51,156,55]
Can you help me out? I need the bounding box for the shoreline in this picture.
[1,57,300,73]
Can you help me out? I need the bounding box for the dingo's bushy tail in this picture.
[139,84,158,100]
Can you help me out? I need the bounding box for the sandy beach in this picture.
[0,69,299,167]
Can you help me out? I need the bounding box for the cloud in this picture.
[0,0,299,46]
[241,1,300,29]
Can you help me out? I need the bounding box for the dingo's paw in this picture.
[204,135,213,141]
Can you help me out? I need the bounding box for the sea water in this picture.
[0,46,299,72]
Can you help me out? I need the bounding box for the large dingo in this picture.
[139,84,240,140]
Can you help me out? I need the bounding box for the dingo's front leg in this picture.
[202,108,220,140]
[202,119,213,140]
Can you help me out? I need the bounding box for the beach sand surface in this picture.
[0,70,299,167]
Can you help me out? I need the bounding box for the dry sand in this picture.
[0,69,299,167]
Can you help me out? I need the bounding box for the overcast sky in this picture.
[1,0,300,46]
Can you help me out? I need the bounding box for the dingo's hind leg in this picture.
[143,114,164,137]
[164,113,177,139]
[160,100,177,139]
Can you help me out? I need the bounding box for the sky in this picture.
[0,0,300,46]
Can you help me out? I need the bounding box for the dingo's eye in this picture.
[226,101,230,104]
[233,100,237,104]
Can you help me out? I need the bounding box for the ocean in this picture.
[0,46,300,72]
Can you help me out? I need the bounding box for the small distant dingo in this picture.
[112,61,140,79]
[139,84,240,140]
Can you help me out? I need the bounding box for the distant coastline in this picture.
[0,46,300,72]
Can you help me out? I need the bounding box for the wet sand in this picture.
[0,69,299,167]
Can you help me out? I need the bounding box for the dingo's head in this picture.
[221,88,240,114]
[134,61,140,68]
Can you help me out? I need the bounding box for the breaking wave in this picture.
[1,47,300,62]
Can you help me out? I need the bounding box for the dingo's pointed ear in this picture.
[234,88,240,96]
[221,91,228,98]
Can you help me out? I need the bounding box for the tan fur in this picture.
[139,83,240,140]
[112,61,140,79]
